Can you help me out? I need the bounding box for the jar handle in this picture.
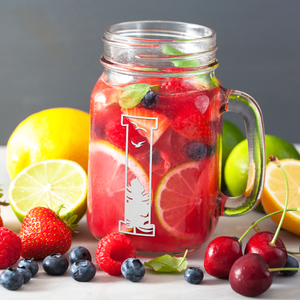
[219,89,266,216]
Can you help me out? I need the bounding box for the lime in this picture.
[221,120,244,189]
[6,108,89,179]
[224,134,300,197]
[8,159,88,223]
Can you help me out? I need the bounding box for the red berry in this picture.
[172,109,215,145]
[0,227,22,268]
[244,231,288,270]
[229,253,272,297]
[204,236,243,279]
[19,206,74,260]
[159,78,196,95]
[0,216,3,228]
[105,113,149,154]
[96,232,136,276]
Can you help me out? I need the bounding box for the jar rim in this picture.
[104,20,216,44]
[102,21,218,76]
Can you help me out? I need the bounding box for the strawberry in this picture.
[121,106,170,144]
[172,108,216,145]
[19,205,77,260]
[105,111,149,154]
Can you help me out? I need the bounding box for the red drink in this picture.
[87,21,265,256]
[87,76,226,255]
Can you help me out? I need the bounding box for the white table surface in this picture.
[0,145,299,300]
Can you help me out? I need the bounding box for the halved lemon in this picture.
[8,159,88,223]
[261,159,300,236]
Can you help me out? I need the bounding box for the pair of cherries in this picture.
[204,156,299,297]
[204,231,288,297]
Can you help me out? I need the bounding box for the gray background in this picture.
[1,0,299,145]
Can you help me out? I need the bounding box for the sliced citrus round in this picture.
[261,159,300,236]
[87,140,150,236]
[155,161,208,240]
[8,159,87,223]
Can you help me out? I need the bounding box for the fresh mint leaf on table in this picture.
[119,83,160,109]
[144,250,188,272]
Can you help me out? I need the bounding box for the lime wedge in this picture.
[8,159,87,223]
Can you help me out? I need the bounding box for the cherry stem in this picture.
[287,251,300,255]
[238,207,300,243]
[268,156,289,246]
[269,267,300,272]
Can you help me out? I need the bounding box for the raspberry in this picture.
[159,78,196,95]
[0,216,3,227]
[96,232,136,276]
[0,227,22,269]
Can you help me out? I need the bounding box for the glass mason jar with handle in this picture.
[87,21,265,256]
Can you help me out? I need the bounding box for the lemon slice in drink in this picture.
[261,159,300,236]
[155,161,207,240]
[8,159,88,223]
[88,140,150,234]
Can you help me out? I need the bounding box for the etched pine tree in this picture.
[124,177,150,230]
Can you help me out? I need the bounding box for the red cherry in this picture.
[229,253,272,297]
[204,236,243,279]
[244,231,288,270]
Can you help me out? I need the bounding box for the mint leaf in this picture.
[162,45,216,88]
[162,45,200,68]
[144,250,188,272]
[119,84,159,109]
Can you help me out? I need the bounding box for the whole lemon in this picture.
[224,134,300,197]
[7,108,89,179]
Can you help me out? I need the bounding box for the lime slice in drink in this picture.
[155,161,205,240]
[8,159,88,223]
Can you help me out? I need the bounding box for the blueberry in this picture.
[70,259,96,282]
[121,258,145,282]
[280,255,299,276]
[151,150,162,165]
[184,267,204,284]
[141,90,159,109]
[42,253,69,276]
[207,144,216,157]
[18,257,39,277]
[17,266,32,283]
[184,141,207,161]
[69,246,92,264]
[0,267,24,290]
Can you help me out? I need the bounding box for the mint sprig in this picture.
[162,45,200,68]
[162,45,215,88]
[119,83,159,109]
[144,250,188,272]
